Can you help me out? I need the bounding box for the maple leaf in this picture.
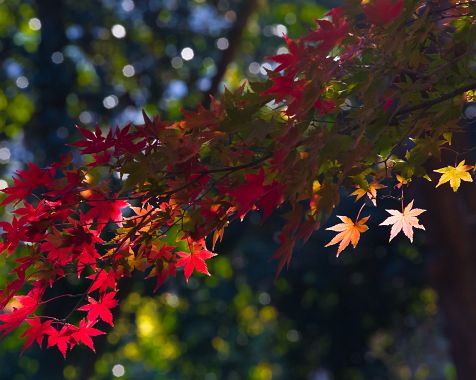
[258,182,284,220]
[314,99,336,115]
[13,200,48,224]
[70,124,114,154]
[264,75,306,104]
[363,0,404,26]
[0,287,42,335]
[267,35,302,73]
[87,269,118,294]
[325,215,370,256]
[226,170,283,221]
[0,217,29,255]
[71,319,105,352]
[76,242,102,276]
[303,9,349,53]
[47,324,77,358]
[434,160,473,192]
[350,182,386,206]
[228,169,266,220]
[273,205,303,273]
[77,292,118,326]
[380,200,426,242]
[1,163,55,206]
[176,239,216,281]
[84,193,129,232]
[40,228,72,266]
[20,317,56,352]
[274,234,296,274]
[112,124,147,155]
[395,174,409,189]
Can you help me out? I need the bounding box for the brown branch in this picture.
[339,81,476,135]
[203,0,258,105]
[396,81,476,117]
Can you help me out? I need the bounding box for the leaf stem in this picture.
[356,202,366,220]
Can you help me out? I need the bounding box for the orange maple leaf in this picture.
[350,181,386,206]
[325,215,370,256]
[379,200,426,242]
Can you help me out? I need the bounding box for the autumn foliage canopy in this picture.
[0,0,475,357]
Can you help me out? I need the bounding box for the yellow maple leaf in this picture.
[395,174,409,188]
[350,181,386,206]
[434,160,473,192]
[325,215,369,256]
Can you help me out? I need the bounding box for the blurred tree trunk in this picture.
[423,132,476,380]
[25,0,76,164]
[426,189,476,379]
[419,1,476,376]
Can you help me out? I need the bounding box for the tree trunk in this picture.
[25,0,76,164]
[423,148,476,379]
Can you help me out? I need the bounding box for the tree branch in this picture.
[203,0,258,105]
[396,81,476,117]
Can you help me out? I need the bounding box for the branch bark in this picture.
[396,81,476,117]
[203,0,258,105]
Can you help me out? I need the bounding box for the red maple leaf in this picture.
[76,242,102,276]
[20,316,56,351]
[263,75,306,104]
[228,169,266,220]
[227,170,283,221]
[84,193,129,232]
[13,200,47,223]
[87,269,119,294]
[273,205,302,274]
[112,124,147,155]
[266,35,303,74]
[303,9,349,53]
[47,324,77,358]
[1,163,55,205]
[78,292,118,326]
[0,274,26,309]
[0,217,29,255]
[45,170,83,201]
[144,244,177,290]
[182,103,223,130]
[0,287,42,335]
[314,99,336,115]
[71,319,105,352]
[40,228,72,266]
[257,182,284,221]
[363,0,404,26]
[70,124,114,154]
[176,239,216,281]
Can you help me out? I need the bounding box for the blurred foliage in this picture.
[0,0,329,165]
[0,0,455,379]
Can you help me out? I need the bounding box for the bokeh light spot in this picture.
[15,76,29,89]
[51,51,64,64]
[181,47,194,61]
[216,37,229,50]
[103,95,119,109]
[111,24,127,39]
[122,64,135,77]
[28,18,41,31]
[111,364,125,377]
